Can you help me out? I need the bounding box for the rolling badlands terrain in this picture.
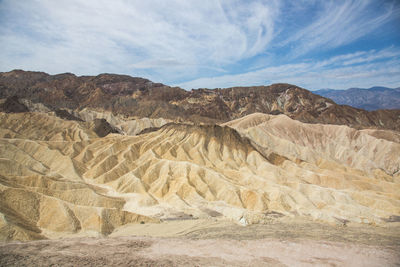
[0,70,399,266]
[0,70,399,244]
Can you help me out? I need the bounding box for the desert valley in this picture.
[0,70,399,266]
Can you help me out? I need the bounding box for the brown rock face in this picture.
[90,118,121,137]
[0,96,29,113]
[1,70,399,130]
[54,109,83,121]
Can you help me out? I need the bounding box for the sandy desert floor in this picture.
[1,218,399,267]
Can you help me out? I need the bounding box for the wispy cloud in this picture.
[177,48,400,89]
[0,0,279,82]
[280,0,398,57]
[0,0,399,89]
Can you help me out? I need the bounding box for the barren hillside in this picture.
[0,110,399,241]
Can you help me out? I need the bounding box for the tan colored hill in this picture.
[1,97,171,137]
[0,112,158,241]
[70,108,171,135]
[0,111,399,241]
[223,113,400,176]
[0,112,97,141]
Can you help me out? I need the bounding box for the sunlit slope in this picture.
[0,112,158,241]
[9,97,171,136]
[224,113,400,176]
[0,111,399,241]
[0,112,98,141]
[70,108,170,135]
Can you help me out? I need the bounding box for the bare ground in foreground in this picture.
[1,218,399,267]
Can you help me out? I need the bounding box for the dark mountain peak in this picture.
[49,73,77,80]
[94,73,152,84]
[2,69,49,77]
[269,82,299,90]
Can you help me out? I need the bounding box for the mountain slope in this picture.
[224,113,400,176]
[314,87,400,110]
[0,111,399,241]
[1,70,400,131]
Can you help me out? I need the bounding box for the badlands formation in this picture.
[0,104,399,241]
[0,71,399,265]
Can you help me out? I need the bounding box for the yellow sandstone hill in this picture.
[69,108,171,135]
[223,113,400,175]
[0,111,399,241]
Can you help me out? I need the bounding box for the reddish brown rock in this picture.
[1,70,399,130]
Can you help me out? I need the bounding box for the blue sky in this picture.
[0,0,399,90]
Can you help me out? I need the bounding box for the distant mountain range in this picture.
[314,86,400,111]
[1,70,400,131]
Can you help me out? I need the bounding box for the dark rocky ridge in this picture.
[1,70,400,131]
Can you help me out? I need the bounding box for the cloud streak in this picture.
[177,48,400,89]
[0,0,279,81]
[0,0,399,89]
[281,0,397,57]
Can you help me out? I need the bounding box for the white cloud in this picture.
[277,0,399,59]
[177,48,400,89]
[0,0,399,89]
[0,0,279,82]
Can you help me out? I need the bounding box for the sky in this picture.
[0,0,399,90]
